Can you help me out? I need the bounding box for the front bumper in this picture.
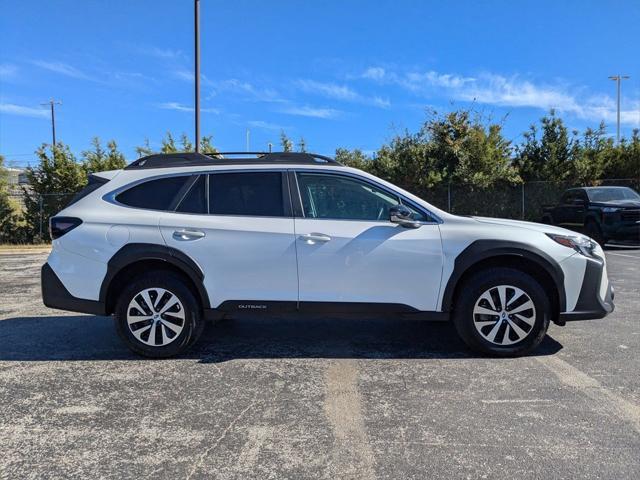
[558,255,614,322]
[41,263,106,315]
[602,221,640,241]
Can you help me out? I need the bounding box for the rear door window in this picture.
[209,172,285,217]
[116,176,189,210]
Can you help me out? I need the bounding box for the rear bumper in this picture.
[558,255,614,322]
[41,263,106,315]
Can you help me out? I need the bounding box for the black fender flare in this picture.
[441,240,567,313]
[99,243,211,310]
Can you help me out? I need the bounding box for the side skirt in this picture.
[206,301,449,321]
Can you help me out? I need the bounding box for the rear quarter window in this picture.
[116,176,189,210]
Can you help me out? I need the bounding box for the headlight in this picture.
[546,233,597,257]
[602,207,620,213]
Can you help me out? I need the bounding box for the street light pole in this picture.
[608,75,630,143]
[194,0,201,153]
[41,99,62,147]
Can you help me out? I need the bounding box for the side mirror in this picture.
[389,205,421,228]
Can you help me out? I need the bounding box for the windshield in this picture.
[586,187,640,202]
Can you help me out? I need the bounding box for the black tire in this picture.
[585,219,607,247]
[452,268,550,357]
[115,271,203,358]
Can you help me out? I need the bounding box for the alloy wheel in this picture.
[472,285,536,346]
[126,288,186,347]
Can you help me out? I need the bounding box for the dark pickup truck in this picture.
[542,186,640,245]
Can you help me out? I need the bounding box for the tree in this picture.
[179,133,193,152]
[297,137,307,152]
[334,148,372,170]
[136,133,217,156]
[200,135,218,153]
[514,110,577,182]
[602,129,640,180]
[0,154,18,243]
[161,132,179,153]
[280,131,293,152]
[571,123,609,185]
[370,110,520,196]
[22,144,86,241]
[422,110,520,187]
[136,138,153,157]
[82,137,127,173]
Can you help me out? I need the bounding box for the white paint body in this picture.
[47,164,607,313]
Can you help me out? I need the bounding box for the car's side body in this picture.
[542,187,640,243]
[42,153,614,335]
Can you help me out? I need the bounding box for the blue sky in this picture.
[1,0,639,167]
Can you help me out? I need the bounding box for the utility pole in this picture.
[194,0,201,152]
[608,75,630,143]
[41,99,62,147]
[246,129,250,151]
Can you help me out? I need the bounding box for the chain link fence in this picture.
[4,178,639,243]
[418,178,640,221]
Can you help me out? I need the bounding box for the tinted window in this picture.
[587,187,640,202]
[561,191,576,203]
[176,175,207,214]
[209,172,284,217]
[297,173,426,221]
[116,176,189,210]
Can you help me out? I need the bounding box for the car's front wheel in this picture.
[585,219,607,247]
[453,268,550,356]
[115,272,203,358]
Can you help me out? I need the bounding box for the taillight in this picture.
[49,217,83,239]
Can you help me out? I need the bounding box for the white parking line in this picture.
[537,356,640,434]
[324,359,376,480]
[607,252,640,259]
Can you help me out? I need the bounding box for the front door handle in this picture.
[173,229,205,241]
[298,233,331,244]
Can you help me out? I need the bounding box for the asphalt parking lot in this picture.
[0,248,638,479]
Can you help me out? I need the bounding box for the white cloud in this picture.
[296,80,359,101]
[173,69,194,82]
[0,63,18,79]
[137,46,185,60]
[31,60,93,80]
[211,79,284,103]
[360,66,640,126]
[248,120,290,131]
[295,79,390,108]
[172,69,213,86]
[279,105,341,119]
[362,67,386,81]
[157,102,219,114]
[0,103,48,118]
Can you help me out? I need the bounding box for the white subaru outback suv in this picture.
[42,151,614,358]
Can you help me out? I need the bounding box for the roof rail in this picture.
[125,151,342,170]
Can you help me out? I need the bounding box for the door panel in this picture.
[160,214,298,307]
[294,219,443,311]
[159,171,297,308]
[292,171,443,312]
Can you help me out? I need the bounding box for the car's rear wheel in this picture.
[453,268,550,356]
[115,272,203,358]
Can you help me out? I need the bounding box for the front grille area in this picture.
[621,210,640,222]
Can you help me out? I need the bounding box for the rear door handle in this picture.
[298,233,331,244]
[173,229,205,241]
